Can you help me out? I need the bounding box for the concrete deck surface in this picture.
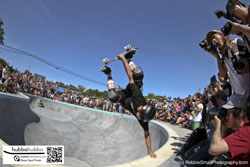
[0,93,191,167]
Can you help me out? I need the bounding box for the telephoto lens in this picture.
[221,22,232,36]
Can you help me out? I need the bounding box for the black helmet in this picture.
[140,104,156,122]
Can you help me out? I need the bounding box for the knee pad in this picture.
[108,89,120,103]
[132,67,144,81]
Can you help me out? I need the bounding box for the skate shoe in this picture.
[124,48,136,59]
[100,65,111,75]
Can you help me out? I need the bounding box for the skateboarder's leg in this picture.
[100,66,124,103]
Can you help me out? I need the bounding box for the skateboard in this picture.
[99,45,138,72]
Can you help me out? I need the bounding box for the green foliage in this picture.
[7,66,16,73]
[0,57,16,73]
[0,57,7,66]
[116,84,124,91]
[85,88,107,98]
[102,90,108,98]
[56,81,65,87]
[78,85,85,94]
[54,82,78,91]
[145,93,166,101]
[24,69,32,75]
[69,84,77,91]
[146,93,155,99]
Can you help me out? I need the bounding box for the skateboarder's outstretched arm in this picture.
[117,54,134,84]
[144,130,157,158]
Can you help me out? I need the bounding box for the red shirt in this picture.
[224,120,250,166]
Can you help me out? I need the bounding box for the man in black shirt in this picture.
[101,53,157,158]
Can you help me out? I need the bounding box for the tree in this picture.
[55,81,65,88]
[84,88,108,98]
[69,84,77,90]
[78,85,85,94]
[0,58,16,73]
[7,65,15,73]
[24,69,32,75]
[116,84,124,91]
[0,19,4,44]
[145,93,166,101]
[146,93,156,100]
[101,90,108,98]
[0,57,7,66]
[85,88,95,97]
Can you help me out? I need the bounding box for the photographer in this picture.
[182,90,227,165]
[203,30,249,96]
[229,21,250,38]
[209,94,250,165]
[218,73,232,97]
[192,103,203,130]
[225,0,250,39]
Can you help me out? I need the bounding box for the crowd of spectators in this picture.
[0,64,131,114]
[179,0,250,166]
[2,57,249,164]
[0,61,244,130]
[0,63,211,131]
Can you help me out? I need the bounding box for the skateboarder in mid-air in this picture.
[100,45,157,158]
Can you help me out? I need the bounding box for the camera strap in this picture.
[217,48,225,64]
[242,36,250,80]
[243,37,250,113]
[242,35,250,53]
[248,6,250,17]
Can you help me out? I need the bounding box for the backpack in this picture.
[235,39,250,119]
[177,126,208,159]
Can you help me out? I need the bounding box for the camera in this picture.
[209,95,217,107]
[215,10,227,19]
[221,22,233,36]
[215,10,242,24]
[199,39,217,52]
[207,108,227,124]
[215,9,242,35]
[231,55,245,70]
[210,75,217,88]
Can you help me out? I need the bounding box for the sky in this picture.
[0,0,247,98]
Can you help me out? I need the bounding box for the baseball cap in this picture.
[222,94,247,109]
[206,30,223,42]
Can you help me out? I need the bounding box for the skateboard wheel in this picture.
[103,58,109,63]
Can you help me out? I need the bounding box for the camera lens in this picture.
[221,22,232,35]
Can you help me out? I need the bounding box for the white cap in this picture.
[222,94,247,109]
